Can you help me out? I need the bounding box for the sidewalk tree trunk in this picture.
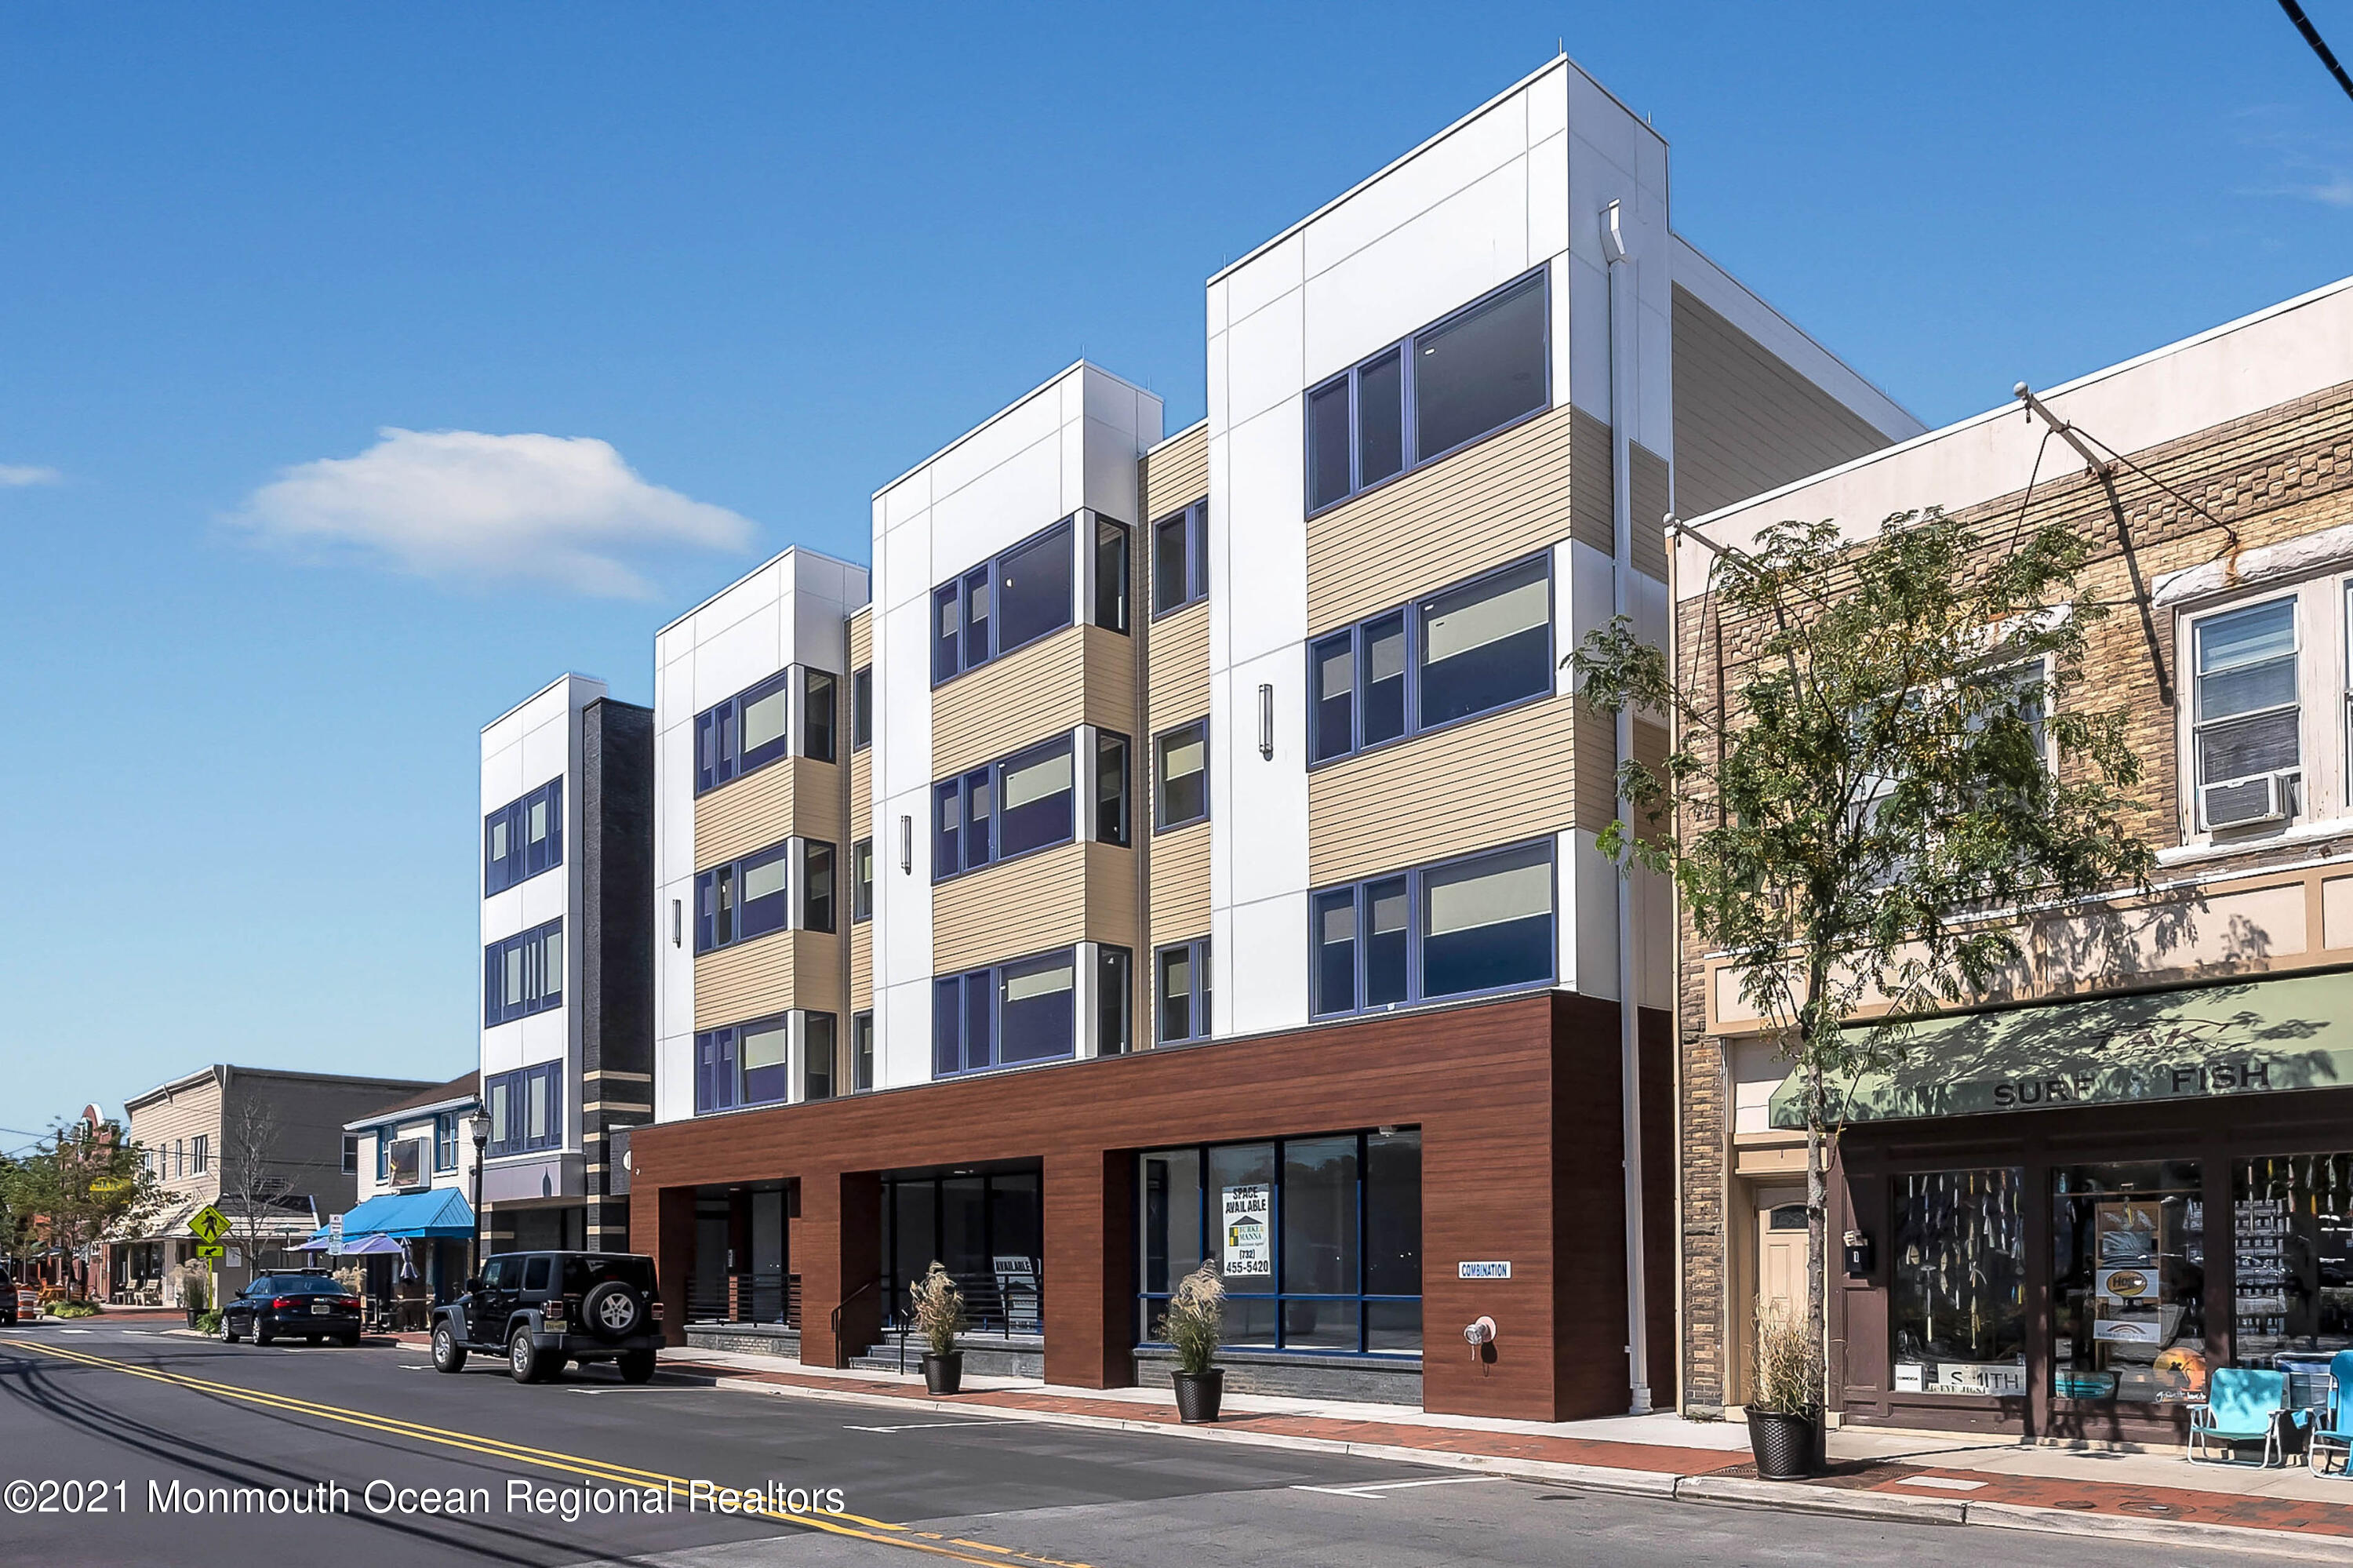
[1570,509,2151,1406]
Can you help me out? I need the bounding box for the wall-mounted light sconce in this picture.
[671,898,682,948]
[1257,682,1274,759]
[897,813,913,874]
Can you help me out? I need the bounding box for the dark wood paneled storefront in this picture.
[1831,1084,2353,1442]
[630,991,1673,1421]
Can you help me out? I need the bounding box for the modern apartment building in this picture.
[626,55,1919,1420]
[113,1064,436,1305]
[478,675,654,1256]
[1676,277,2353,1441]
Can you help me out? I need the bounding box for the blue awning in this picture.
[300,1188,475,1249]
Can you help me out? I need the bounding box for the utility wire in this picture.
[2278,0,2353,103]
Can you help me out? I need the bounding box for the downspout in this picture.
[1601,198,1651,1416]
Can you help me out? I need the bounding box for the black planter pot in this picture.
[1744,1406,1826,1479]
[922,1352,963,1396]
[185,1308,201,1328]
[1172,1368,1224,1423]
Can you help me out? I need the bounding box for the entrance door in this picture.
[1757,1188,1809,1331]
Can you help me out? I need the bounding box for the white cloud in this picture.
[231,427,756,597]
[0,464,62,486]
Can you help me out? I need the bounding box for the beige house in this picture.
[115,1064,438,1305]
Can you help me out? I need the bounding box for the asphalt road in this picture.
[0,1318,2301,1568]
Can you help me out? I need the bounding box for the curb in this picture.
[691,1364,2333,1558]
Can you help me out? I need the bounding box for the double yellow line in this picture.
[14,1338,1091,1568]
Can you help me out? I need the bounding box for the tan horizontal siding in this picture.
[849,924,871,1013]
[1630,443,1670,582]
[848,606,871,671]
[1147,820,1211,951]
[1309,696,1580,885]
[1569,408,1614,557]
[1147,601,1210,722]
[1082,625,1138,738]
[795,759,844,847]
[1671,282,1894,518]
[849,755,871,850]
[930,839,1137,974]
[1082,839,1140,952]
[696,761,793,871]
[1308,402,1574,635]
[693,930,841,1031]
[1141,424,1208,523]
[1569,709,1672,838]
[932,625,1135,776]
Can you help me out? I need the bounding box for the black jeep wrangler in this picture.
[431,1250,662,1384]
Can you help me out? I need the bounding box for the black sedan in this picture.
[220,1274,364,1346]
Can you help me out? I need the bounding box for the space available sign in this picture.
[1221,1184,1271,1277]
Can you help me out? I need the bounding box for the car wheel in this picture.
[256,1322,275,1347]
[337,1331,361,1348]
[581,1281,645,1341]
[508,1325,545,1384]
[219,1315,240,1344]
[431,1322,467,1373]
[618,1350,656,1384]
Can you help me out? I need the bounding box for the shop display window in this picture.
[2232,1152,2353,1387]
[1890,1168,2026,1395]
[2052,1162,2206,1403]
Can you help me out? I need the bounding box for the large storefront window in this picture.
[2052,1162,2206,1404]
[2233,1151,2353,1374]
[1137,1129,1420,1356]
[1890,1168,2025,1396]
[880,1169,1042,1333]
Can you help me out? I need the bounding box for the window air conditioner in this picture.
[2198,770,2290,831]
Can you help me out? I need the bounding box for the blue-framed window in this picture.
[932,518,1075,685]
[485,777,562,895]
[433,1113,457,1173]
[484,919,563,1026]
[1310,553,1552,766]
[1306,267,1550,515]
[805,1011,837,1102]
[1095,730,1131,847]
[852,666,873,751]
[933,733,1076,881]
[933,947,1077,1078]
[695,1013,789,1115]
[803,668,838,765]
[1156,938,1212,1044]
[1311,839,1555,1019]
[485,1061,562,1156]
[801,839,835,934]
[1139,1128,1422,1356]
[695,671,792,795]
[853,838,874,922]
[1152,499,1209,617]
[1094,515,1132,635]
[1154,719,1208,831]
[695,843,789,953]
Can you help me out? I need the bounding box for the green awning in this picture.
[1766,969,2353,1128]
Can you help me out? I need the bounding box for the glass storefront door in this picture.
[2052,1161,2206,1404]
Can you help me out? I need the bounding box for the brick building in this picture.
[1675,277,2353,1442]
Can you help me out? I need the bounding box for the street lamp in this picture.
[465,1111,489,1283]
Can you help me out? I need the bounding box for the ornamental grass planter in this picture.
[922,1352,963,1396]
[1172,1368,1224,1424]
[1744,1406,1826,1479]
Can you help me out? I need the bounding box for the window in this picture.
[373,1133,389,1182]
[800,840,836,933]
[853,666,873,751]
[485,777,563,895]
[1155,720,1209,831]
[933,948,1079,1078]
[1311,555,1551,763]
[1152,500,1209,617]
[806,1013,836,1101]
[1139,1128,1420,1355]
[1094,730,1130,846]
[695,843,790,952]
[1094,516,1130,634]
[933,518,1075,683]
[2232,1151,2353,1371]
[2191,597,2300,814]
[933,733,1077,880]
[739,1016,789,1107]
[802,669,838,764]
[1306,268,1549,513]
[484,1062,563,1155]
[172,1139,183,1179]
[484,919,564,1026]
[1157,938,1212,1044]
[852,1011,875,1093]
[341,1134,359,1176]
[523,1256,551,1291]
[694,671,793,795]
[2053,1161,2203,1404]
[1312,839,1555,1017]
[693,1013,818,1114]
[434,1114,457,1173]
[1097,945,1132,1056]
[852,838,874,922]
[190,1134,209,1174]
[1891,1169,2026,1395]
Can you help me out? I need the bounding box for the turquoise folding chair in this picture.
[2190,1368,2291,1468]
[2310,1350,2353,1477]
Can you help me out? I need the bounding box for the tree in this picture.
[0,1118,164,1298]
[220,1095,293,1282]
[1572,509,2151,1404]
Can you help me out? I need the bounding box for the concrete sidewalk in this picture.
[619,1343,2351,1559]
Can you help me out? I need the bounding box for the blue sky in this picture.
[3,3,2349,1141]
